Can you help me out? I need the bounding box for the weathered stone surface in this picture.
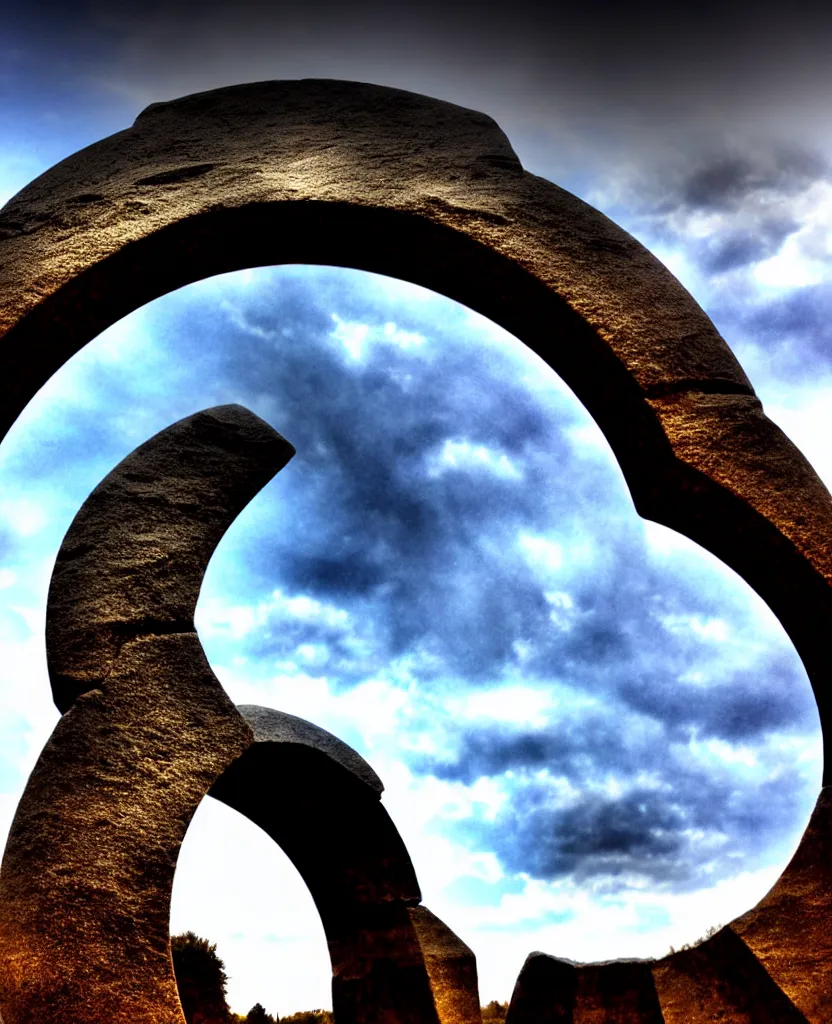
[0,407,293,1024]
[730,785,832,1023]
[505,951,577,1024]
[652,926,808,1023]
[407,906,481,1024]
[46,403,295,712]
[240,703,383,794]
[0,634,253,1024]
[573,959,663,1023]
[0,79,750,409]
[211,705,480,1024]
[505,953,663,1024]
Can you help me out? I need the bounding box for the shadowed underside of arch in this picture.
[0,79,830,1022]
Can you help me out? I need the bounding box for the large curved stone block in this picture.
[0,80,830,1020]
[0,405,294,1023]
[0,406,294,1022]
[0,405,479,1024]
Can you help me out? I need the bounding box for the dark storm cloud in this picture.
[608,142,830,270]
[418,708,813,890]
[171,275,602,687]
[196,275,578,681]
[696,223,797,275]
[616,650,812,742]
[670,146,830,274]
[587,139,832,382]
[681,148,828,211]
[8,0,832,189]
[482,771,800,889]
[742,285,832,364]
[148,263,817,896]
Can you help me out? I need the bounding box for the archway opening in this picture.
[171,796,330,1020]
[0,264,821,1009]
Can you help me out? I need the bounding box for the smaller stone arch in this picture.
[0,405,478,1024]
[211,705,481,1024]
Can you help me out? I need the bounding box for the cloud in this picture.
[417,712,819,892]
[6,0,832,208]
[681,147,828,211]
[77,265,814,904]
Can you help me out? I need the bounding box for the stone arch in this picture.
[0,405,479,1024]
[210,705,481,1024]
[0,79,831,1021]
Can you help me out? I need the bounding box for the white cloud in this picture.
[426,438,523,480]
[0,498,49,538]
[661,613,730,643]
[444,685,554,728]
[753,179,832,289]
[382,320,426,349]
[330,313,370,360]
[517,532,564,572]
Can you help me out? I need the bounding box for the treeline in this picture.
[171,931,508,1023]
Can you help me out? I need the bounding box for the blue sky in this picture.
[1,1,832,1015]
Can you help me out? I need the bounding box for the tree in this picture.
[172,931,233,1024]
[245,1004,277,1024]
[280,1012,332,1024]
[482,1000,509,1020]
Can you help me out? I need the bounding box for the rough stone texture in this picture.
[729,786,832,1023]
[652,927,808,1023]
[407,906,481,1024]
[505,952,578,1024]
[210,705,481,1024]
[240,703,383,794]
[46,404,294,713]
[571,961,663,1023]
[505,953,664,1024]
[0,407,293,1023]
[1,79,832,1021]
[0,634,252,1024]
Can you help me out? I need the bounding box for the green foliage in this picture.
[171,931,233,1024]
[280,1011,333,1024]
[668,923,722,955]
[245,1003,278,1024]
[171,925,516,1024]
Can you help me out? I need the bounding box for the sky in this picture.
[1,0,832,1016]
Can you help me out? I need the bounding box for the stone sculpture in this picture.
[0,79,829,1021]
[0,405,480,1024]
